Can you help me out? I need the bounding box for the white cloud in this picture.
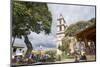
[14,31,57,50]
[48,4,95,24]
[14,38,26,47]
[28,32,57,50]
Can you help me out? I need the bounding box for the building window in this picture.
[59,20,61,24]
[59,26,62,31]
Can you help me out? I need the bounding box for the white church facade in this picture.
[56,14,76,55]
[56,14,68,55]
[56,14,67,47]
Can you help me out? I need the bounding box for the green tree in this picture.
[58,39,70,54]
[65,18,96,36]
[45,50,56,62]
[12,1,52,58]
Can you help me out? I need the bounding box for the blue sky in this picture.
[13,3,95,50]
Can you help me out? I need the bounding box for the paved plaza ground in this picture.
[12,55,96,66]
[55,55,96,63]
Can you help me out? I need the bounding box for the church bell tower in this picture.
[56,14,67,48]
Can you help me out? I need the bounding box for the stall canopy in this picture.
[75,24,96,44]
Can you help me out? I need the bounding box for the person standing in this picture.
[80,52,87,62]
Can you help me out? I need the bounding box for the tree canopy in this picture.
[12,1,52,57]
[12,1,52,39]
[65,18,96,36]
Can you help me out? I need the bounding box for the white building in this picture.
[56,14,67,47]
[56,14,67,55]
